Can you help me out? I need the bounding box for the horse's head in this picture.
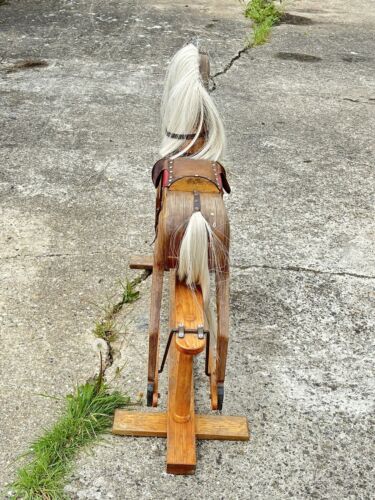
[160,43,226,161]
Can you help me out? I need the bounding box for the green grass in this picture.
[244,0,282,46]
[94,318,118,343]
[93,273,148,343]
[120,278,140,304]
[9,374,131,499]
[8,271,151,498]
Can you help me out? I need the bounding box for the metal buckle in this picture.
[158,325,210,376]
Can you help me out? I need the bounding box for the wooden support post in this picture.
[166,274,205,474]
[173,351,193,423]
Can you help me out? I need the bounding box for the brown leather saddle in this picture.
[152,157,230,192]
[152,157,231,233]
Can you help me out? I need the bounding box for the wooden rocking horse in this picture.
[113,43,249,474]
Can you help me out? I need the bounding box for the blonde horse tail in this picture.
[177,211,216,336]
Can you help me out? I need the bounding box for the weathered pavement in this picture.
[0,0,374,498]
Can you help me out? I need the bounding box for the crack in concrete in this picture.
[0,251,106,260]
[95,259,372,372]
[342,97,375,105]
[98,269,151,373]
[232,263,375,280]
[210,45,251,91]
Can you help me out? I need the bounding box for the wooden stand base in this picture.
[113,260,249,474]
[112,411,249,474]
[113,412,249,441]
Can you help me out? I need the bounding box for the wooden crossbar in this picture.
[113,412,249,441]
[129,254,153,270]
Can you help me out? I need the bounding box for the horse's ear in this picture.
[152,158,167,188]
[199,51,210,90]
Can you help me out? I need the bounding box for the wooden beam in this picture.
[112,411,249,441]
[166,340,196,474]
[195,415,249,441]
[129,254,153,270]
[174,282,205,356]
[113,412,166,437]
[166,276,204,474]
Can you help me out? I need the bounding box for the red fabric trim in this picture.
[162,169,169,187]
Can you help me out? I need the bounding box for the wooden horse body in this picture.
[147,156,231,410]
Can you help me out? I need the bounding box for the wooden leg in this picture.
[208,335,218,410]
[215,269,230,410]
[147,238,164,407]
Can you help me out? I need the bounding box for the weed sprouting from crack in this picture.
[211,1,282,89]
[244,0,282,47]
[92,270,151,369]
[94,318,118,344]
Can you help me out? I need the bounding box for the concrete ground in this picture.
[0,0,374,498]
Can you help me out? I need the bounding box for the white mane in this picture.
[160,43,226,161]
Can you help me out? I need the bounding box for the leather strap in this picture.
[166,131,196,140]
[193,191,201,211]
